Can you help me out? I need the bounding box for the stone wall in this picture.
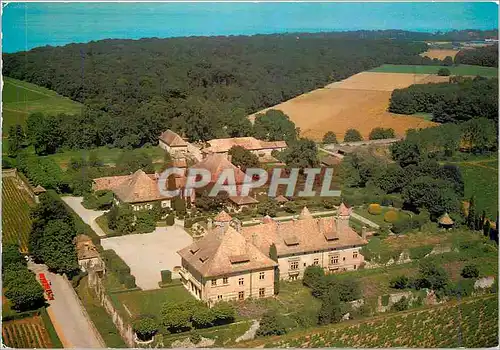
[87,268,135,347]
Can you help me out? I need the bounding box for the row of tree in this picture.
[388,77,498,123]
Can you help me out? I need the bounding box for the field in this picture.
[370,64,498,77]
[2,176,35,252]
[239,295,498,348]
[2,77,83,134]
[2,315,54,348]
[249,71,438,141]
[420,49,459,60]
[457,157,499,218]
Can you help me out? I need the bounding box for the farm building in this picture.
[74,234,104,273]
[228,195,260,212]
[177,225,277,305]
[190,153,248,185]
[158,129,188,155]
[202,136,287,160]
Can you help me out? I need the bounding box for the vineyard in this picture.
[2,316,53,348]
[2,176,35,252]
[242,296,498,348]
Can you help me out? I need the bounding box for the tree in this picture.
[390,275,410,289]
[257,200,279,217]
[442,56,454,66]
[483,220,491,237]
[133,316,159,341]
[461,118,497,152]
[392,296,409,311]
[303,265,325,289]
[135,211,156,233]
[322,131,338,144]
[161,301,193,333]
[318,290,345,325]
[228,146,259,171]
[8,124,25,157]
[211,302,235,325]
[3,268,45,311]
[38,220,79,275]
[173,196,187,215]
[467,196,477,230]
[437,68,451,76]
[343,129,363,142]
[279,138,318,168]
[116,149,154,174]
[191,306,215,329]
[2,244,26,270]
[253,110,297,142]
[82,190,114,210]
[390,139,421,167]
[461,265,479,279]
[256,310,287,337]
[26,112,63,155]
[415,261,449,291]
[368,128,395,140]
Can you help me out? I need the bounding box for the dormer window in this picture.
[284,236,299,246]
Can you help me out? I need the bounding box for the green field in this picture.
[370,64,498,77]
[2,176,35,252]
[2,77,83,133]
[239,295,498,348]
[458,158,498,218]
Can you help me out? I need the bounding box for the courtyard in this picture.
[101,225,193,290]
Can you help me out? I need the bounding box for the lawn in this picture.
[75,277,127,348]
[458,159,498,217]
[2,77,83,133]
[370,64,498,77]
[354,206,411,227]
[115,284,193,320]
[2,176,35,252]
[238,295,498,348]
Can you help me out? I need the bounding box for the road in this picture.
[28,262,105,348]
[62,196,108,236]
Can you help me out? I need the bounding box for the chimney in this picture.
[362,226,367,240]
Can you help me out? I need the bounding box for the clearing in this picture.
[2,77,83,134]
[238,295,498,348]
[420,49,459,60]
[370,64,498,77]
[2,176,35,252]
[249,71,438,141]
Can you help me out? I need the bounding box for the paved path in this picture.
[101,224,193,290]
[62,196,108,236]
[351,212,380,228]
[28,262,105,348]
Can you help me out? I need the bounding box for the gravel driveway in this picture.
[61,196,108,236]
[101,225,193,290]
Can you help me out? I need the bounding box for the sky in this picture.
[2,2,498,53]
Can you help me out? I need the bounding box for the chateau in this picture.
[177,204,368,305]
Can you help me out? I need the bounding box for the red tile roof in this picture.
[159,130,188,147]
[214,210,233,222]
[203,137,287,154]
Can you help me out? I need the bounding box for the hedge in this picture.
[161,270,172,283]
[102,250,136,288]
[384,210,399,223]
[166,214,175,226]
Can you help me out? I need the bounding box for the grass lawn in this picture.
[370,64,498,77]
[412,112,433,121]
[116,285,193,320]
[75,277,127,348]
[458,158,498,217]
[354,206,411,227]
[2,77,83,133]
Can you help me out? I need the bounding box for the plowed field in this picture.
[250,72,439,141]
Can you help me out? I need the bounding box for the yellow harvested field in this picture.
[420,49,459,60]
[249,72,438,141]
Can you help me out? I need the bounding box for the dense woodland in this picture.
[389,77,498,123]
[455,44,498,67]
[5,34,435,149]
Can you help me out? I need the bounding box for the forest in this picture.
[4,33,435,148]
[455,44,498,67]
[388,77,498,123]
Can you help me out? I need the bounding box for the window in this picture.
[329,256,339,265]
[239,278,244,286]
[343,257,346,261]
[353,251,358,259]
[217,295,223,300]
[259,272,265,280]
[211,279,217,286]
[238,291,244,300]
[313,258,319,266]
[290,261,299,270]
[354,265,357,270]
[223,277,228,284]
[289,275,298,281]
[303,263,307,267]
[259,288,265,298]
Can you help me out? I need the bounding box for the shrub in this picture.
[461,265,479,279]
[191,307,215,329]
[390,275,410,289]
[211,302,235,325]
[391,197,404,209]
[161,270,172,283]
[123,275,137,288]
[322,131,338,144]
[368,203,382,215]
[190,331,202,344]
[381,294,390,306]
[303,265,325,289]
[133,316,158,341]
[392,296,409,311]
[383,210,398,223]
[344,129,363,142]
[256,310,287,337]
[409,245,433,260]
[437,68,451,76]
[166,214,175,226]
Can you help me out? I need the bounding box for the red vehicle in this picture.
[38,273,54,300]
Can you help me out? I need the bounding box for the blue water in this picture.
[2,2,498,53]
